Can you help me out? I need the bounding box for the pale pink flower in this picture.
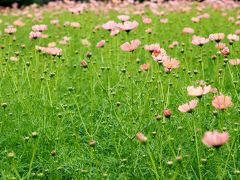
[145,28,152,34]
[235,29,240,35]
[209,33,225,42]
[162,58,180,72]
[117,15,130,22]
[160,18,168,24]
[50,19,59,25]
[192,35,209,46]
[4,26,16,34]
[220,47,230,56]
[118,21,139,32]
[187,85,212,97]
[178,100,198,113]
[136,132,147,143]
[102,21,118,31]
[229,59,240,65]
[69,22,80,28]
[144,44,160,53]
[140,63,150,71]
[151,47,168,62]
[13,19,25,27]
[96,40,106,48]
[212,95,232,110]
[29,31,43,40]
[10,56,18,62]
[48,42,56,48]
[215,43,226,50]
[142,16,152,24]
[36,46,62,56]
[182,27,194,34]
[227,34,239,42]
[120,39,141,52]
[202,131,229,147]
[110,28,120,37]
[191,17,200,23]
[81,39,91,47]
[32,24,48,32]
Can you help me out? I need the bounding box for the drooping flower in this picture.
[120,39,141,52]
[136,132,147,143]
[140,63,150,71]
[202,131,229,148]
[96,40,106,48]
[212,95,232,110]
[220,46,230,56]
[178,100,198,113]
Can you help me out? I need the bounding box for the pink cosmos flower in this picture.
[140,63,150,71]
[187,85,212,97]
[30,30,48,39]
[117,15,130,22]
[145,28,152,34]
[229,59,240,65]
[212,95,232,110]
[192,35,209,46]
[110,28,120,37]
[215,43,226,50]
[178,100,198,113]
[102,21,118,31]
[120,39,141,52]
[202,131,229,148]
[142,16,152,24]
[182,27,194,34]
[96,40,106,48]
[118,21,139,32]
[136,132,147,143]
[32,24,48,32]
[220,47,230,56]
[144,44,160,53]
[209,33,225,42]
[151,47,168,62]
[13,19,25,27]
[227,34,239,42]
[191,17,200,23]
[162,58,180,72]
[160,18,168,24]
[4,26,16,34]
[235,29,240,35]
[50,19,59,25]
[69,22,81,28]
[36,46,62,56]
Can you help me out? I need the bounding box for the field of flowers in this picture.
[0,0,240,179]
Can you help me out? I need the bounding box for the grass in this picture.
[0,2,240,179]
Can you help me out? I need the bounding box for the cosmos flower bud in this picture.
[80,60,88,68]
[163,109,172,118]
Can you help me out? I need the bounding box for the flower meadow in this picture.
[0,0,240,179]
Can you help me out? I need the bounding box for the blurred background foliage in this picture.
[0,0,239,7]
